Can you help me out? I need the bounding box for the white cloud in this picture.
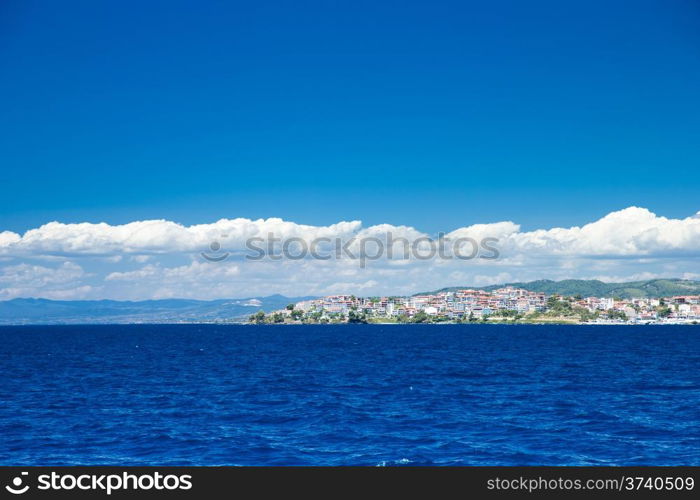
[506,207,700,256]
[0,262,88,300]
[0,231,20,246]
[0,207,699,300]
[0,218,362,256]
[323,280,379,295]
[0,262,85,287]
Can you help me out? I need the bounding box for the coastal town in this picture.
[250,287,700,325]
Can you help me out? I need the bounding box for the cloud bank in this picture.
[1,207,699,300]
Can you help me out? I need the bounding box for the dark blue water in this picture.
[0,324,698,465]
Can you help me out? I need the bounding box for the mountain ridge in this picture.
[416,278,700,299]
[0,295,316,325]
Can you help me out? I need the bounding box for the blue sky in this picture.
[1,0,699,235]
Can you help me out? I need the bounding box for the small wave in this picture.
[375,458,412,467]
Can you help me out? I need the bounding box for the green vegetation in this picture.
[605,309,628,321]
[521,296,599,322]
[418,279,700,299]
[347,308,368,324]
[249,310,266,324]
[490,309,524,320]
[656,306,672,318]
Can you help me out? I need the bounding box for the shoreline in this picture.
[1,321,698,327]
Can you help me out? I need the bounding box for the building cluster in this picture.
[584,294,700,322]
[289,288,700,323]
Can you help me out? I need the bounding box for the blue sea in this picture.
[0,324,698,466]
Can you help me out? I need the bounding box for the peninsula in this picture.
[252,280,700,325]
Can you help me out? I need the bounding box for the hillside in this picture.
[417,279,700,299]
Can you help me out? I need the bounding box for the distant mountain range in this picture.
[418,279,700,299]
[0,295,315,325]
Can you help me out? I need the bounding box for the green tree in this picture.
[656,306,672,318]
[348,309,368,324]
[250,310,266,324]
[606,309,628,321]
[574,306,598,322]
[411,311,430,323]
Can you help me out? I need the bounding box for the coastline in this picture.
[2,320,697,327]
[252,285,700,326]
